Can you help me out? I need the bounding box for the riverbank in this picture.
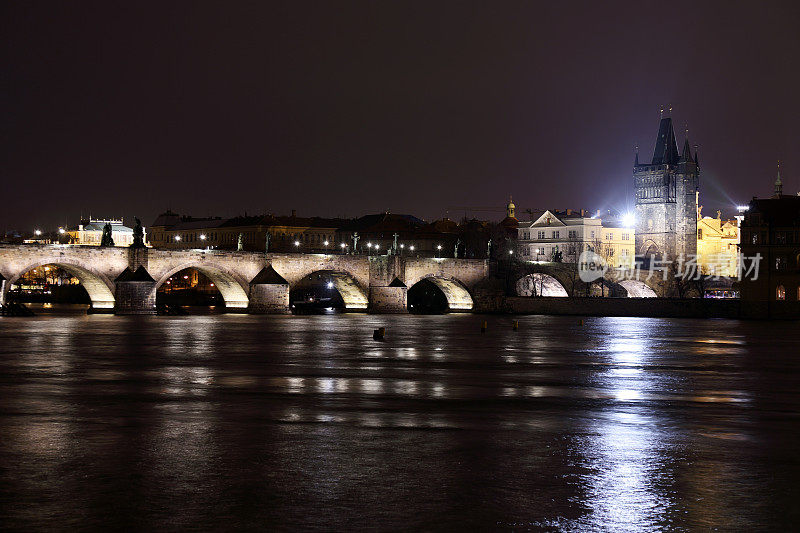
[503,296,800,319]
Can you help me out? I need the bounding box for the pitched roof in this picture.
[250,265,288,285]
[651,118,680,165]
[114,266,155,282]
[337,213,426,233]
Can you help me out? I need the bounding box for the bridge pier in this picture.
[367,278,408,313]
[114,267,157,315]
[248,266,290,314]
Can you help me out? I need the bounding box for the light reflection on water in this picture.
[0,311,798,530]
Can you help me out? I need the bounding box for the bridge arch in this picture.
[515,273,569,297]
[2,259,116,310]
[618,279,657,298]
[408,275,473,311]
[290,269,369,310]
[151,262,250,310]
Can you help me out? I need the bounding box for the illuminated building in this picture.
[516,209,635,267]
[66,218,139,246]
[696,201,739,277]
[148,210,342,252]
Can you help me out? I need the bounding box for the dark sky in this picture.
[3,1,799,231]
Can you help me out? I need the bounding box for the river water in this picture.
[1,306,798,531]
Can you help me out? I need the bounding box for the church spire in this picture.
[634,144,639,166]
[774,161,783,197]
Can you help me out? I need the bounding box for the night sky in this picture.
[3,1,799,232]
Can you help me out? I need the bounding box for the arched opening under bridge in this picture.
[289,270,368,313]
[407,276,473,313]
[516,273,569,297]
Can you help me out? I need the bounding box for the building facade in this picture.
[66,218,138,247]
[696,206,740,277]
[739,171,800,317]
[634,117,699,262]
[516,209,634,268]
[148,211,342,253]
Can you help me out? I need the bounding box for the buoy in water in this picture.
[373,327,386,340]
[512,320,519,331]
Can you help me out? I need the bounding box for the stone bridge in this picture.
[0,245,489,314]
[507,262,663,298]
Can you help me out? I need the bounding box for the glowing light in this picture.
[621,212,636,227]
[410,245,415,251]
[327,281,334,289]
[200,234,206,240]
[174,235,181,241]
[437,245,442,250]
[294,241,300,246]
[209,283,214,287]
[375,244,380,250]
[34,229,42,236]
[183,275,188,279]
[400,244,405,248]
[323,240,329,246]
[58,228,65,234]
[367,242,372,248]
[509,250,514,255]
[736,205,749,212]
[340,243,346,249]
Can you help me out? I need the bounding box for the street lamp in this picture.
[34,229,42,236]
[436,244,442,258]
[294,240,300,247]
[58,228,65,234]
[409,245,415,252]
[200,234,206,240]
[340,243,346,253]
[174,235,181,241]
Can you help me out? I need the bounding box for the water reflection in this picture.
[0,313,797,530]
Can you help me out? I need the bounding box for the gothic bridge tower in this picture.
[633,116,699,262]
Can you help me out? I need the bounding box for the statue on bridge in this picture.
[237,233,244,251]
[454,239,461,259]
[352,232,360,255]
[486,239,492,259]
[265,231,271,253]
[131,218,145,248]
[392,233,399,255]
[100,223,114,247]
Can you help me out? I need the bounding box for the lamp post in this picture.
[436,244,442,258]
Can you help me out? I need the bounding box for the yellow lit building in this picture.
[599,223,636,269]
[696,208,739,277]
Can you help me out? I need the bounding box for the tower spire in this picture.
[680,125,692,163]
[774,161,783,197]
